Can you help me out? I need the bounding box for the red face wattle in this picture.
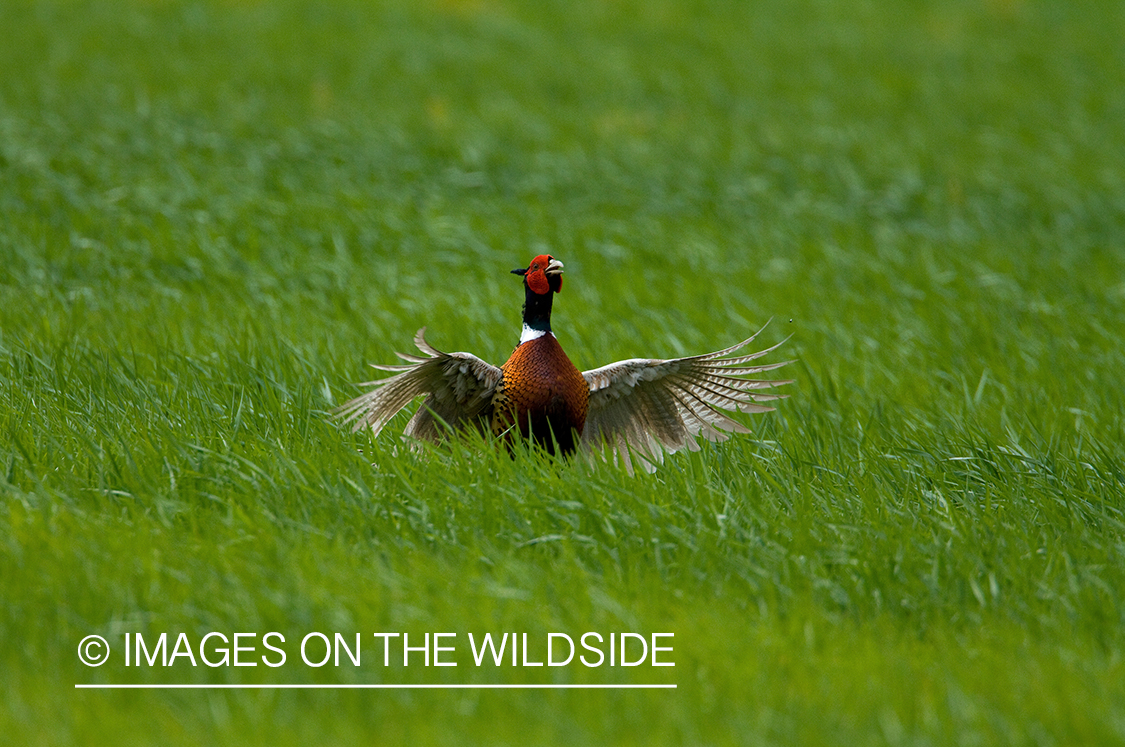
[526,254,553,295]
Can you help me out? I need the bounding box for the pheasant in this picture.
[337,254,791,474]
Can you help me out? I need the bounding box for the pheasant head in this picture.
[511,254,564,295]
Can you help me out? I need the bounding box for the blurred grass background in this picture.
[2,0,1124,744]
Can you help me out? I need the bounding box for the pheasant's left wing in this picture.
[580,325,792,475]
[335,328,502,441]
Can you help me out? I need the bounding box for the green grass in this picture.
[3,0,1125,743]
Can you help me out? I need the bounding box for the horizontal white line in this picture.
[75,683,675,690]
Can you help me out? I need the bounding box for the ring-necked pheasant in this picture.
[337,254,791,474]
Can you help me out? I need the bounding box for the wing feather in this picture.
[335,328,502,441]
[581,323,791,474]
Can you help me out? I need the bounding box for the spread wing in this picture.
[580,324,792,475]
[335,328,502,441]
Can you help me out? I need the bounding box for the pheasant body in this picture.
[337,254,792,474]
[491,334,590,454]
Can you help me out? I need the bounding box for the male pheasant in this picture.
[337,254,791,474]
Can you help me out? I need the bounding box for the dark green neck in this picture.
[522,285,554,333]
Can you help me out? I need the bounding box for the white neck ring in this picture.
[520,324,551,344]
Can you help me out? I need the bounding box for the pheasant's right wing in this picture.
[335,328,502,441]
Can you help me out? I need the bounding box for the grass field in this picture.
[3,0,1125,743]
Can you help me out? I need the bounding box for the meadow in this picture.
[2,0,1124,743]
